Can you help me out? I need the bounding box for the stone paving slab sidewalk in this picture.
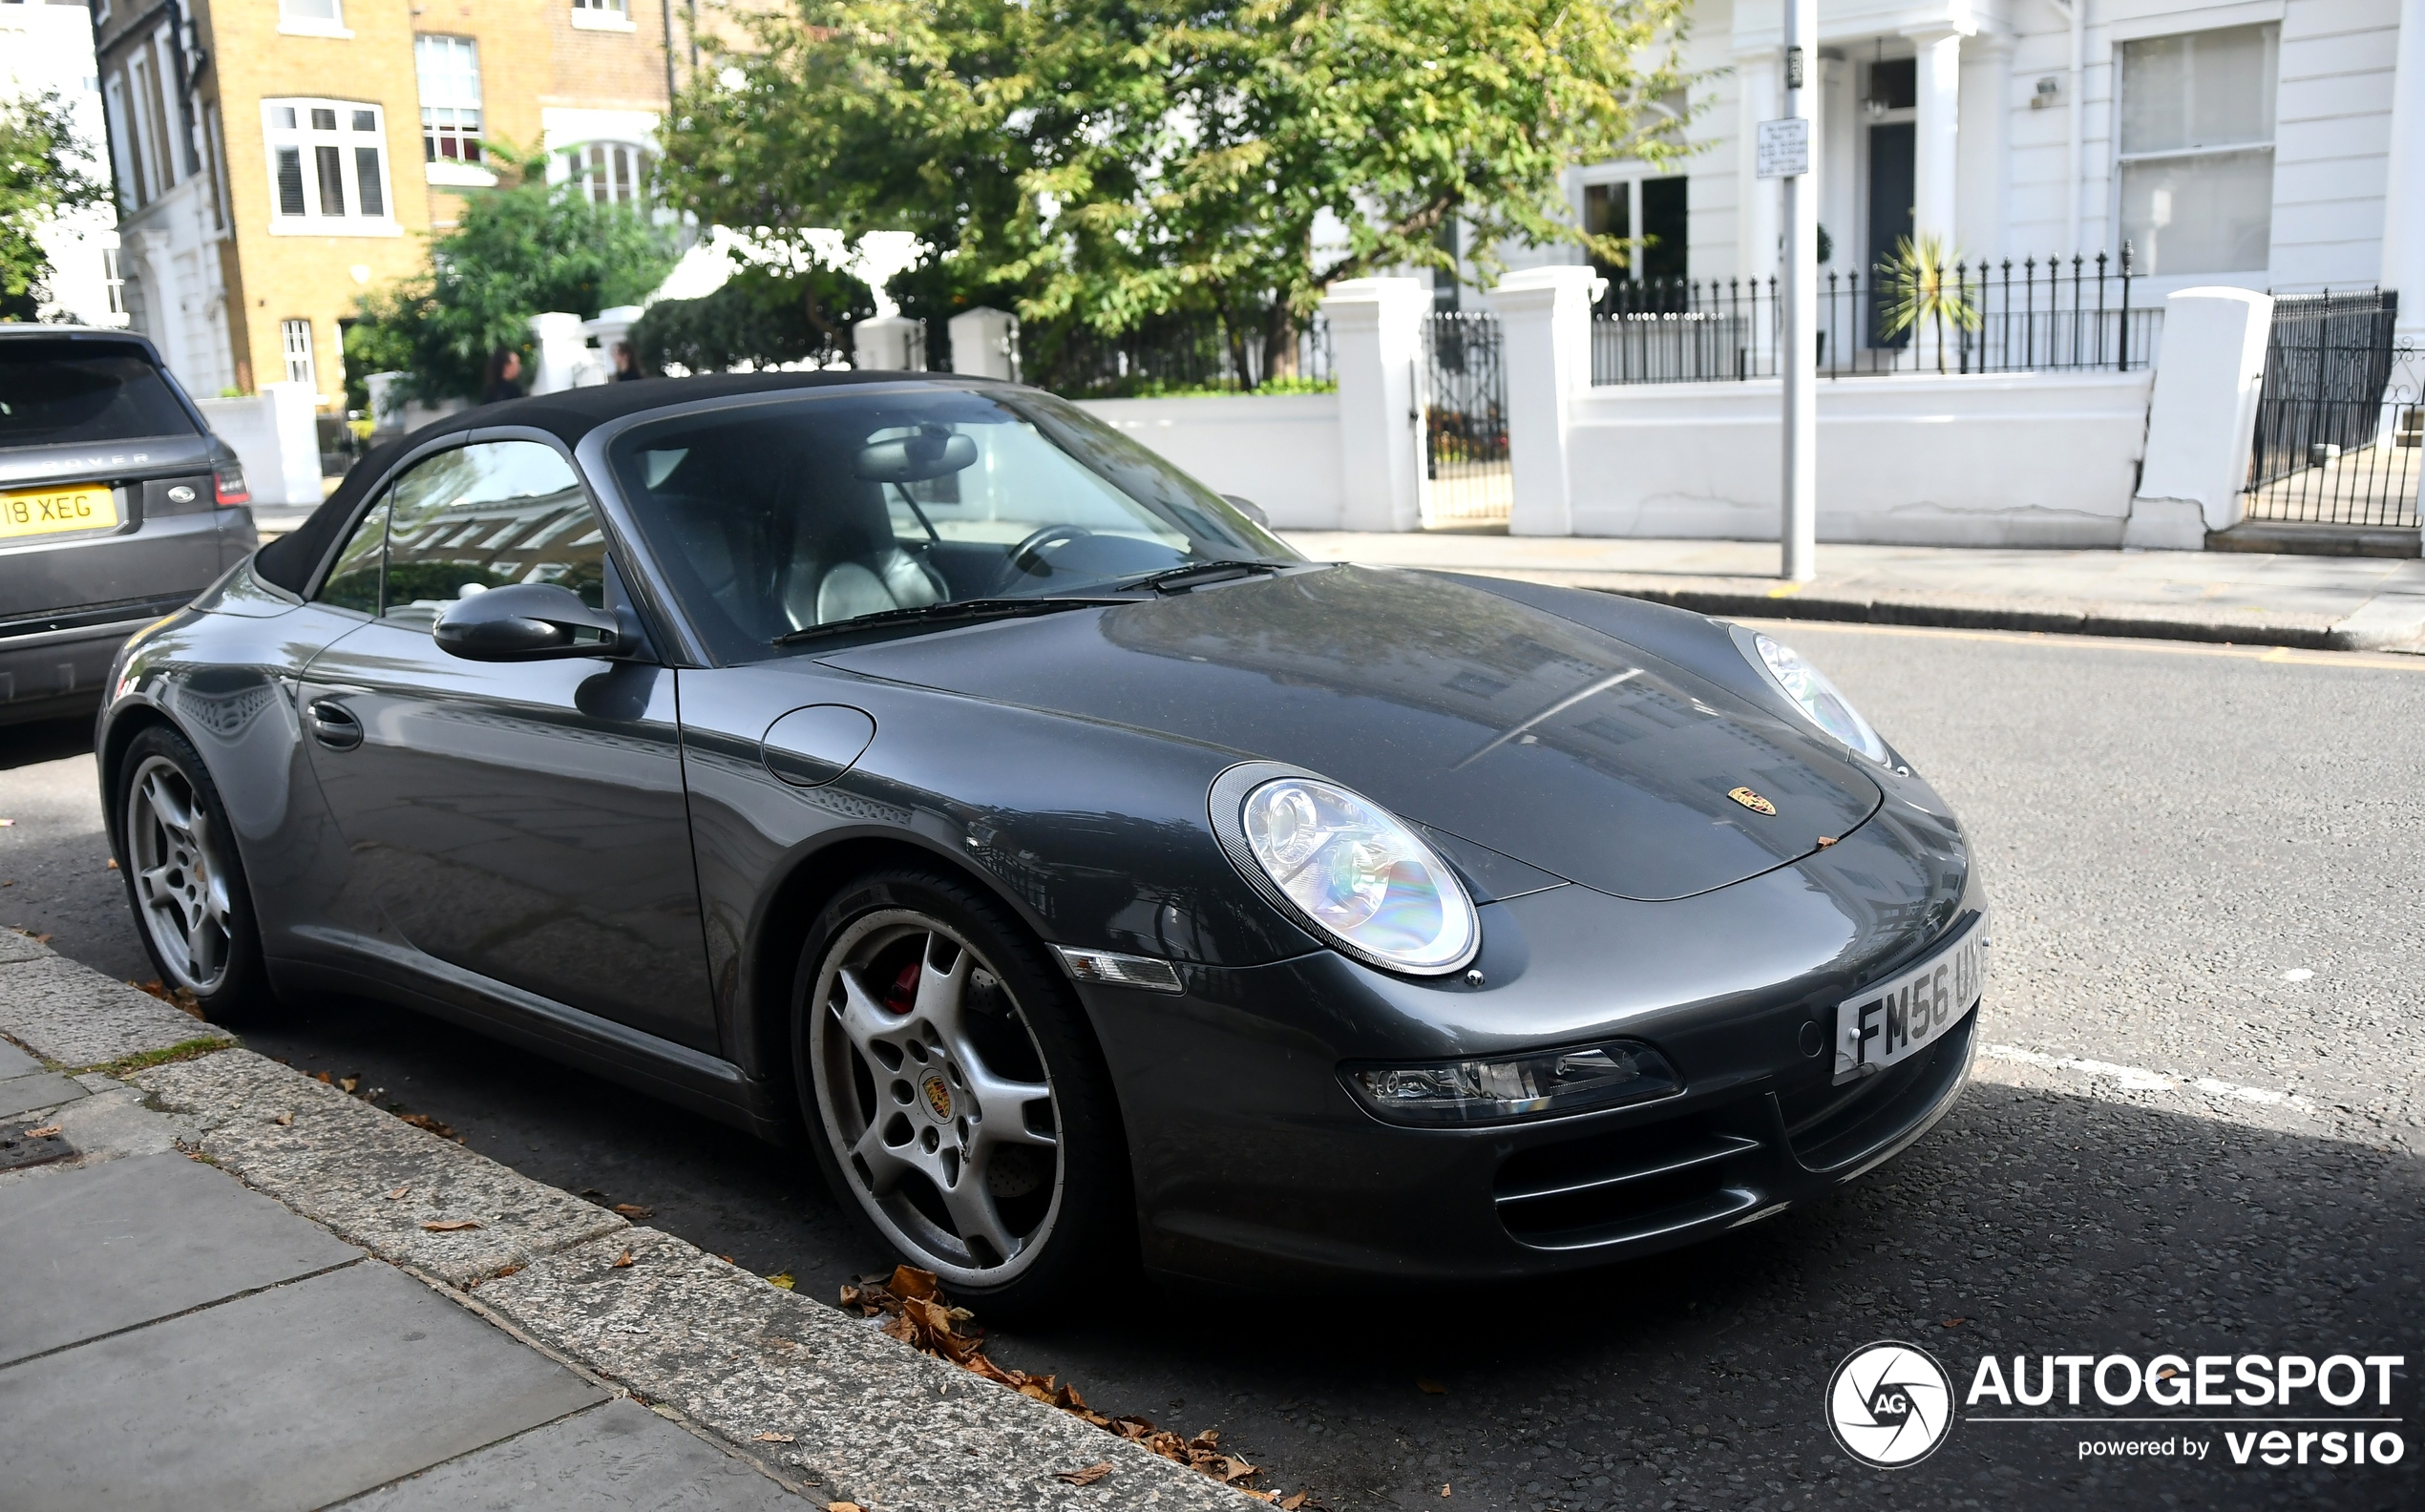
[1282,531,2425,652]
[0,934,1253,1512]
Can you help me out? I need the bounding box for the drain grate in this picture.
[0,1118,73,1171]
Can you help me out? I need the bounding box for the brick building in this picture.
[91,0,690,405]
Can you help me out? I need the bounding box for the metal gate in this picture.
[1419,312,1511,527]
[2243,290,2419,528]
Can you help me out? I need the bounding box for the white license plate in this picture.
[1833,918,1986,1085]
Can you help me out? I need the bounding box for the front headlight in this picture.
[1742,631,1890,764]
[1213,766,1479,975]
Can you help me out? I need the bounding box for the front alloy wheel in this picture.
[810,908,1065,1288]
[125,752,239,996]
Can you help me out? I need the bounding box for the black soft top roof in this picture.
[253,368,951,594]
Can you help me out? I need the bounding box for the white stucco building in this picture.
[1498,0,2424,345]
[2,0,127,328]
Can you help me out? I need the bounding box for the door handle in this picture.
[306,697,363,750]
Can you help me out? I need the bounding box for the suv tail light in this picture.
[213,462,249,507]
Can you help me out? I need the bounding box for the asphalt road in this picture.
[4,622,2419,1511]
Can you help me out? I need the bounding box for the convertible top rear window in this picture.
[604,384,1294,663]
[0,339,198,449]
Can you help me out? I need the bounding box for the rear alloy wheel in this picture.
[117,724,272,1020]
[798,873,1126,1307]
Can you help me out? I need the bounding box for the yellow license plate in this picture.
[0,486,119,540]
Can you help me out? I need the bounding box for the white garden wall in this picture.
[1564,369,2158,548]
[197,382,321,506]
[1074,391,1346,530]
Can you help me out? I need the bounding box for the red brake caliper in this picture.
[882,958,920,1016]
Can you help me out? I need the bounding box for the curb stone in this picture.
[0,936,234,1068]
[4,941,1258,1509]
[133,1048,628,1289]
[480,1227,1250,1512]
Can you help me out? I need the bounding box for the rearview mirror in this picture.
[1221,494,1271,528]
[432,582,625,662]
[855,426,979,483]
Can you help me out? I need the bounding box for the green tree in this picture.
[348,150,678,401]
[0,91,107,322]
[659,0,1695,382]
[1876,233,1979,374]
[630,262,875,375]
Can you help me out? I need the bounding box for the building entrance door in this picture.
[1866,122,1914,348]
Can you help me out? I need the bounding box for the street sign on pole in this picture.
[1755,117,1809,180]
[1778,10,1819,582]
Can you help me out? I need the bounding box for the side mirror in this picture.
[1221,494,1271,528]
[432,582,624,662]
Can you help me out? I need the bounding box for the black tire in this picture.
[792,867,1131,1315]
[115,723,277,1025]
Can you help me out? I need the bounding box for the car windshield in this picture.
[603,382,1299,662]
[0,339,198,450]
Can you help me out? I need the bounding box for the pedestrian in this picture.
[480,346,524,405]
[611,341,645,382]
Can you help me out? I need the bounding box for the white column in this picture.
[2126,287,2273,548]
[948,306,1021,380]
[853,314,922,371]
[1957,34,2012,263]
[1486,265,1599,537]
[1821,53,1857,282]
[1909,32,1963,250]
[2382,0,2425,347]
[1318,277,1431,532]
[262,381,324,504]
[525,312,591,395]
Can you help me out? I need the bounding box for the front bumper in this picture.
[1080,803,1984,1287]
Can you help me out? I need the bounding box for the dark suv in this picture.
[0,326,258,726]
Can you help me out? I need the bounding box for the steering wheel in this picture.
[999,524,1094,589]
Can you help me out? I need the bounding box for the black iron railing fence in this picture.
[2243,288,2418,528]
[1419,311,1511,523]
[1016,312,1335,399]
[1591,252,2162,386]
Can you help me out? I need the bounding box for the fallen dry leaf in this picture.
[385,1185,410,1200]
[492,1264,521,1279]
[752,1431,796,1443]
[767,1271,796,1291]
[1281,1494,1311,1510]
[31,933,52,944]
[1055,1463,1112,1486]
[1416,1377,1446,1395]
[611,1250,635,1269]
[272,1112,294,1126]
[339,1076,359,1093]
[827,1503,865,1512]
[106,857,118,869]
[421,1219,481,1232]
[24,1124,62,1140]
[1942,1317,1968,1329]
[396,1112,458,1140]
[612,1202,653,1219]
[1816,835,1838,848]
[315,1071,332,1084]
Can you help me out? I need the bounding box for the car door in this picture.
[296,437,717,1051]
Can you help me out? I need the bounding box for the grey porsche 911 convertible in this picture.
[98,371,1985,1305]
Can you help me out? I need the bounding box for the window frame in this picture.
[261,96,399,237]
[276,0,351,39]
[412,34,494,185]
[282,318,317,388]
[555,139,654,207]
[2114,21,2279,279]
[569,0,638,32]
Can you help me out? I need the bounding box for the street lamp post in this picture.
[1761,0,1821,581]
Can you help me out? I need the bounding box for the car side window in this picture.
[316,497,389,615]
[382,441,605,630]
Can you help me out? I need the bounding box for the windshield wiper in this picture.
[770,596,1125,647]
[1113,559,1285,595]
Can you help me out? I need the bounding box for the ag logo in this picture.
[921,1074,954,1120]
[1825,1341,1953,1468]
[1728,786,1778,815]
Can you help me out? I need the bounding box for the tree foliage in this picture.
[630,262,875,374]
[347,153,678,401]
[0,91,107,321]
[657,0,1696,371]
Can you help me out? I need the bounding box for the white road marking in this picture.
[1981,1043,2318,1114]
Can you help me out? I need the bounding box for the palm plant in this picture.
[1876,234,1979,372]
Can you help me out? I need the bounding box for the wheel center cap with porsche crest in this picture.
[920,1073,954,1120]
[1728,786,1778,815]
